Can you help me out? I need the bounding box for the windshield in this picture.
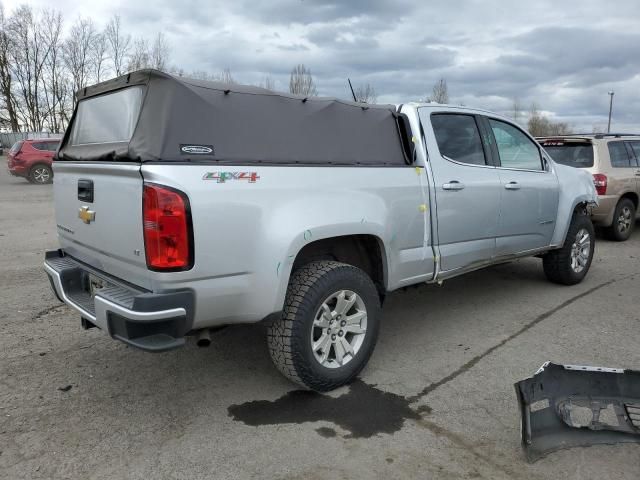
[541,142,594,168]
[69,87,143,146]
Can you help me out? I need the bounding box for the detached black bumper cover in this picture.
[44,249,194,352]
[515,361,640,462]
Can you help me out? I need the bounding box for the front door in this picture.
[483,117,559,256]
[420,111,501,273]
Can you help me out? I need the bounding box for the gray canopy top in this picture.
[57,69,411,166]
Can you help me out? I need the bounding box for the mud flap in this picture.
[515,361,640,462]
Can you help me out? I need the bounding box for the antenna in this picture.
[347,78,357,102]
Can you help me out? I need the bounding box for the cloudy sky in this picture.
[6,0,640,131]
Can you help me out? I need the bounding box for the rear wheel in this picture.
[29,164,53,184]
[605,198,635,242]
[267,260,380,391]
[543,212,595,285]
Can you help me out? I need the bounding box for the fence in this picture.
[0,132,64,149]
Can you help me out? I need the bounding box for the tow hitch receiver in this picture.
[515,361,640,462]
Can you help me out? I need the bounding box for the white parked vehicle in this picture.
[45,70,597,391]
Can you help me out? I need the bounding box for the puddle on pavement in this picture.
[228,379,425,438]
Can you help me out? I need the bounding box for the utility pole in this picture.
[607,91,614,133]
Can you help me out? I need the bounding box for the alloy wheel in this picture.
[33,167,51,184]
[617,206,633,234]
[570,228,591,274]
[310,289,367,369]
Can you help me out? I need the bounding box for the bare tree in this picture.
[0,5,18,130]
[63,17,97,95]
[7,5,52,131]
[527,103,572,136]
[511,97,522,124]
[127,37,150,72]
[92,33,108,83]
[547,121,572,136]
[527,103,547,136]
[215,68,235,84]
[149,32,169,71]
[105,15,130,76]
[354,83,377,104]
[40,9,68,133]
[289,64,317,96]
[258,74,275,90]
[430,78,449,104]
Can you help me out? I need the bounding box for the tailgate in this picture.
[53,162,151,290]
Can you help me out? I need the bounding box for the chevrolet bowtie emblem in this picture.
[78,206,96,224]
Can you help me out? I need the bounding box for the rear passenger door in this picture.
[482,117,559,255]
[420,111,501,273]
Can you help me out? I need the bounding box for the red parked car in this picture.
[7,138,60,184]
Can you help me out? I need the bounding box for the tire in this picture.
[543,212,595,285]
[29,164,53,184]
[267,260,381,391]
[604,198,636,242]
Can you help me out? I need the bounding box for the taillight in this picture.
[593,174,607,196]
[143,183,193,271]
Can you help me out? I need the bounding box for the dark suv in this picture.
[7,139,60,184]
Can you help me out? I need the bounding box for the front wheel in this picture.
[267,261,381,391]
[543,212,595,285]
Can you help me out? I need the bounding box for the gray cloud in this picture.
[2,0,639,130]
[234,0,416,25]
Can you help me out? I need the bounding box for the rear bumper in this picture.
[44,249,194,352]
[7,164,28,177]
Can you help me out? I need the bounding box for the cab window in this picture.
[488,119,542,170]
[431,114,487,166]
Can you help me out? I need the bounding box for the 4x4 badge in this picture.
[78,206,96,224]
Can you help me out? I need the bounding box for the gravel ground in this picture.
[1,163,639,479]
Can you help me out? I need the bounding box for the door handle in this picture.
[504,181,520,190]
[635,170,640,176]
[442,181,465,191]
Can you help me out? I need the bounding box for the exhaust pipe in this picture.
[196,329,211,347]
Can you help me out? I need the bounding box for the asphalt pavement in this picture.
[1,164,639,479]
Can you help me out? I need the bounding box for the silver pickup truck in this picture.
[45,70,597,391]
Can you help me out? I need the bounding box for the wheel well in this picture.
[573,201,589,216]
[620,192,638,209]
[30,163,52,173]
[292,235,386,299]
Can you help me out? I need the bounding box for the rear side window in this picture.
[431,114,486,165]
[9,141,23,154]
[32,142,48,151]
[608,141,632,168]
[69,86,143,146]
[541,142,594,168]
[627,141,640,166]
[47,141,60,152]
[488,119,542,170]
